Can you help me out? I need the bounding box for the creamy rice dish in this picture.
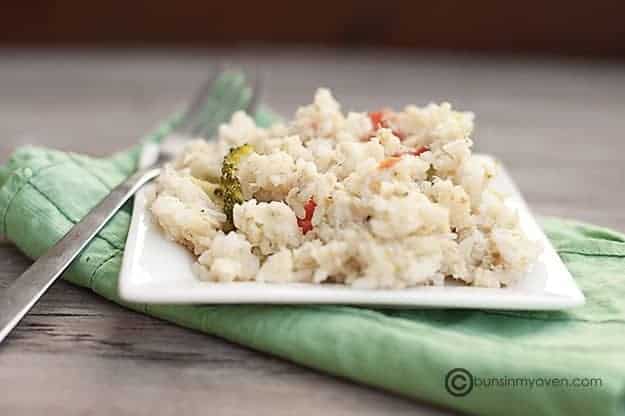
[150,89,539,289]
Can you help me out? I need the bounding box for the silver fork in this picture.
[0,67,261,343]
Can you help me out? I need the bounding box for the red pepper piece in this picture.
[297,198,317,234]
[369,111,386,129]
[368,110,405,140]
[378,156,401,169]
[391,146,429,158]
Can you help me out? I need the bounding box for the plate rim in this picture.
[119,154,585,310]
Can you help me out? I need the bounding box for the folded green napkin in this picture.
[1,89,625,416]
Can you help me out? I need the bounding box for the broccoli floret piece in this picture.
[220,144,253,231]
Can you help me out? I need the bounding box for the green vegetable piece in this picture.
[220,144,253,231]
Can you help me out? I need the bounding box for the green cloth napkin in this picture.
[1,93,625,416]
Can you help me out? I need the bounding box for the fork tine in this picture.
[174,64,223,135]
[190,69,246,138]
[177,65,262,139]
[192,67,262,139]
[198,69,262,137]
[244,65,262,116]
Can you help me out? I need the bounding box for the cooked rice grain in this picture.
[151,89,540,288]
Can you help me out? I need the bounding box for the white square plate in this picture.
[119,155,585,310]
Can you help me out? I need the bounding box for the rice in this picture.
[151,88,540,289]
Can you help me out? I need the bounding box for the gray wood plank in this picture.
[0,242,446,416]
[1,48,624,415]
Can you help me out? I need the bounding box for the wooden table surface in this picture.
[1,48,624,415]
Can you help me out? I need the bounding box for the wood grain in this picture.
[0,48,624,415]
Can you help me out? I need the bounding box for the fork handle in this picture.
[0,167,160,343]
